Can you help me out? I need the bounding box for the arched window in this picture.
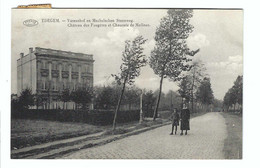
[52,62,58,70]
[42,61,46,69]
[64,63,69,71]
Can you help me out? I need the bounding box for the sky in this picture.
[11,9,243,100]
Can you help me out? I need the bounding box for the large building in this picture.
[17,47,94,109]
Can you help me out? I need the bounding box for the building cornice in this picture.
[34,47,94,62]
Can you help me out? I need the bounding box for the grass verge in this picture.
[221,112,242,159]
[11,111,208,151]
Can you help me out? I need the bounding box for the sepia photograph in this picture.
[10,8,243,159]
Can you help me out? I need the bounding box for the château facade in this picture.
[17,47,94,109]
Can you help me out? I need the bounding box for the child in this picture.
[170,108,180,135]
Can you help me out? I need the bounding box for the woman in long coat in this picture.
[180,103,190,135]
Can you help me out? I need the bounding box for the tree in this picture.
[223,90,231,111]
[95,86,115,109]
[188,60,207,113]
[71,87,93,110]
[233,75,243,110]
[94,85,119,109]
[178,76,192,103]
[165,90,182,110]
[142,90,156,117]
[149,9,199,120]
[196,77,214,111]
[18,88,35,109]
[112,36,147,130]
[212,98,223,112]
[11,94,21,116]
[223,75,243,112]
[60,89,71,109]
[124,86,140,110]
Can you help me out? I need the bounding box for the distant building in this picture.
[17,47,94,109]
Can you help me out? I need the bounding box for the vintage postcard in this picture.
[11,8,243,159]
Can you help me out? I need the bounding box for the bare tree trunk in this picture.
[113,77,127,131]
[139,91,143,123]
[153,75,164,121]
[191,88,194,113]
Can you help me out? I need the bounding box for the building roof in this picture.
[17,47,94,62]
[35,47,94,61]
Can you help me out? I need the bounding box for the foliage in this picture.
[212,98,223,111]
[178,76,192,102]
[60,89,71,103]
[223,75,243,112]
[70,87,93,109]
[196,77,214,105]
[142,90,156,117]
[112,35,147,86]
[18,88,35,109]
[124,86,141,107]
[188,60,207,112]
[112,36,147,130]
[94,85,119,109]
[153,89,182,111]
[149,9,199,120]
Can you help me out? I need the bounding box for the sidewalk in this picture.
[11,119,170,159]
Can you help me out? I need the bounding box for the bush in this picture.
[11,109,140,126]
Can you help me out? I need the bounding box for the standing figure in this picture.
[170,108,179,135]
[180,103,190,135]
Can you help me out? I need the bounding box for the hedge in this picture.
[11,109,140,125]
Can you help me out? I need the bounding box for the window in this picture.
[42,81,46,90]
[37,61,42,69]
[63,82,67,90]
[89,65,93,73]
[53,81,57,90]
[86,65,89,72]
[42,61,46,69]
[64,64,68,71]
[42,61,48,69]
[73,83,76,90]
[52,62,58,70]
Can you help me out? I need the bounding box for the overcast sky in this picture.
[11,9,243,100]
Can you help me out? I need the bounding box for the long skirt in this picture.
[180,119,190,130]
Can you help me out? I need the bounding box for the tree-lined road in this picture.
[62,112,227,159]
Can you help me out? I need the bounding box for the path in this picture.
[62,112,227,159]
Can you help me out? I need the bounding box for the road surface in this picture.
[62,112,227,159]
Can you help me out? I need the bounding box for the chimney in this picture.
[29,47,33,53]
[20,53,24,57]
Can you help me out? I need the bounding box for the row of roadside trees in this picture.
[111,10,199,127]
[12,83,182,118]
[223,75,243,113]
[177,60,216,113]
[110,9,217,130]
